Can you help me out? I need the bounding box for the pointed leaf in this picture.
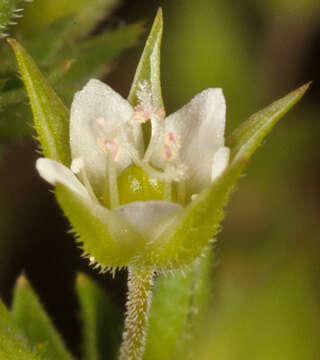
[76,273,122,360]
[8,39,71,166]
[11,274,74,360]
[0,300,42,360]
[128,8,163,108]
[227,83,310,163]
[137,84,309,269]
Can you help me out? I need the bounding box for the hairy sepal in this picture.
[8,39,71,166]
[55,184,143,270]
[136,84,309,270]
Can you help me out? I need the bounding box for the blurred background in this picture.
[0,0,319,358]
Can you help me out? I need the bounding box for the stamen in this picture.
[98,138,121,162]
[162,132,180,161]
[132,104,150,124]
[71,157,98,202]
[107,155,119,209]
[71,157,84,174]
[96,117,106,127]
[136,80,153,109]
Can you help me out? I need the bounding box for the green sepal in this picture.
[0,300,42,360]
[144,255,212,360]
[76,273,122,360]
[11,274,74,360]
[0,0,20,34]
[55,184,143,269]
[138,84,309,269]
[128,8,163,108]
[227,83,311,163]
[8,39,71,166]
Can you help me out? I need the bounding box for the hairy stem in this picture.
[119,267,154,360]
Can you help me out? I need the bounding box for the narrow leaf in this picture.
[8,39,71,166]
[139,84,309,269]
[76,273,122,360]
[0,300,42,360]
[128,8,163,108]
[227,83,310,163]
[11,274,74,360]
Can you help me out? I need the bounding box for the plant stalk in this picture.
[119,266,154,360]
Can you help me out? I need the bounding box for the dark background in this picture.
[0,0,319,356]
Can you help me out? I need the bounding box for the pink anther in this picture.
[105,139,120,161]
[163,144,173,161]
[132,105,150,124]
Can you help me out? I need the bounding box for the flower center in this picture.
[94,81,188,207]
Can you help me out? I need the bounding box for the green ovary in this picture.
[117,165,165,205]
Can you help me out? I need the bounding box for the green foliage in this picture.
[55,184,142,269]
[76,273,122,360]
[11,275,74,360]
[55,23,143,105]
[21,0,118,35]
[227,83,311,163]
[0,300,42,360]
[0,0,142,145]
[0,0,21,36]
[138,84,309,270]
[144,255,212,360]
[8,39,71,165]
[128,8,163,108]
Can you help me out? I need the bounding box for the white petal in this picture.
[115,200,183,238]
[211,146,230,182]
[70,79,143,195]
[153,88,226,195]
[36,158,90,199]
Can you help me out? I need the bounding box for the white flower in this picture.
[36,79,230,241]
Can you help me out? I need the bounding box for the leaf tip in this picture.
[299,81,312,95]
[156,7,163,19]
[6,37,18,48]
[76,272,89,285]
[15,273,30,288]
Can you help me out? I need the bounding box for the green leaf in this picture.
[0,300,42,360]
[227,83,311,164]
[8,39,71,166]
[55,23,143,105]
[21,0,119,37]
[76,273,122,360]
[128,8,163,108]
[11,274,74,360]
[138,84,309,270]
[144,255,212,360]
[55,184,143,269]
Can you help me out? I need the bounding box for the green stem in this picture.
[119,267,154,360]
